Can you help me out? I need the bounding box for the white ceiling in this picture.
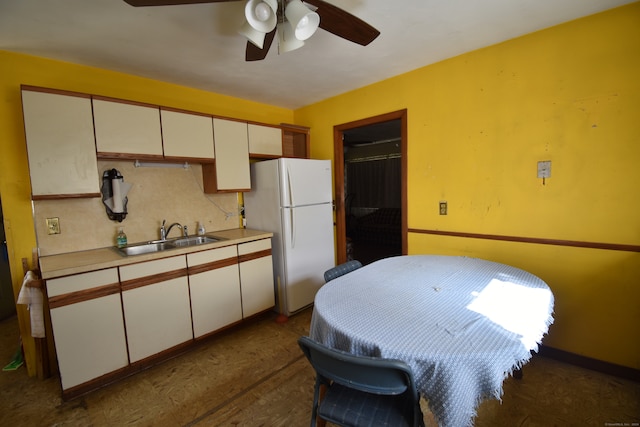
[0,0,634,109]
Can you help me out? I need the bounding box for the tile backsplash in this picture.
[34,160,241,256]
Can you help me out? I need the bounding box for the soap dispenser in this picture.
[197,221,206,236]
[116,227,127,248]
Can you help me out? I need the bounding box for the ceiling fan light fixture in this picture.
[277,22,305,54]
[245,0,277,33]
[284,0,320,41]
[238,21,266,49]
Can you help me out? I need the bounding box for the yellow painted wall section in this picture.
[295,3,640,369]
[0,51,293,376]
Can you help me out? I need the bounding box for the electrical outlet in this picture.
[46,217,60,235]
[439,201,447,215]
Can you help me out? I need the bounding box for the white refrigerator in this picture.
[244,158,335,316]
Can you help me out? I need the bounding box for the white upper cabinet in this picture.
[161,109,215,161]
[211,118,251,191]
[93,97,163,158]
[21,87,100,199]
[248,123,282,157]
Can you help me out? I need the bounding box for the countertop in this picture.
[39,228,273,279]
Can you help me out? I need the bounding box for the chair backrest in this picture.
[298,336,418,398]
[323,260,363,283]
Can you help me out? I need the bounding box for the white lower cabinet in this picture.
[47,268,127,392]
[120,256,193,363]
[45,237,273,398]
[238,239,275,318]
[188,246,242,338]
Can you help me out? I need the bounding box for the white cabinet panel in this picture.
[248,124,282,157]
[121,256,192,363]
[47,268,127,391]
[188,246,241,338]
[50,294,128,390]
[161,109,215,160]
[93,98,162,157]
[212,118,250,191]
[122,277,192,363]
[21,88,100,198]
[238,239,275,318]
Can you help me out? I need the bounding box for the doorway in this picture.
[333,110,407,265]
[1,197,16,320]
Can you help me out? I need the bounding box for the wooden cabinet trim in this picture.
[249,153,280,160]
[96,152,165,161]
[32,192,101,200]
[21,85,91,99]
[163,155,215,164]
[238,249,272,263]
[188,256,238,276]
[161,106,211,117]
[120,268,188,291]
[48,283,120,309]
[92,95,159,110]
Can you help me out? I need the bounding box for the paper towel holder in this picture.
[101,168,128,222]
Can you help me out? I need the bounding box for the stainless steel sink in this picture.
[116,235,222,256]
[172,236,219,247]
[117,241,177,256]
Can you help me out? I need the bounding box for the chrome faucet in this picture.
[160,220,187,240]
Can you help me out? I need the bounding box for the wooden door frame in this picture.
[333,109,408,265]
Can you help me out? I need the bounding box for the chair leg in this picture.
[316,383,327,427]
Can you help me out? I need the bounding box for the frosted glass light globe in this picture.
[254,2,271,22]
[296,15,309,29]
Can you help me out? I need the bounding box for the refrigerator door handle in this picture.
[289,208,296,249]
[286,165,295,207]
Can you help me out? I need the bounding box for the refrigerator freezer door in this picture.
[279,158,332,207]
[280,203,335,314]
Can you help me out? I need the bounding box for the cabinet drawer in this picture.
[47,268,119,298]
[187,245,238,267]
[119,255,186,281]
[238,238,271,255]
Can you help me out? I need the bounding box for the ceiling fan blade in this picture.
[246,29,276,61]
[304,0,380,46]
[123,0,239,6]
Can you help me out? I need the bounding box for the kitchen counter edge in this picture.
[39,228,274,280]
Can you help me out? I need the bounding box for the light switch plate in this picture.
[537,161,551,179]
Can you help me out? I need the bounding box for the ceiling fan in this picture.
[123,0,380,61]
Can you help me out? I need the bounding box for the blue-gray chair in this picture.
[298,336,425,427]
[323,260,363,283]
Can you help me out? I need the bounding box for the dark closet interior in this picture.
[343,120,402,265]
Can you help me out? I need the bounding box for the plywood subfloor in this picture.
[1,308,638,426]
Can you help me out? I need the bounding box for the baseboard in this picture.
[539,345,640,382]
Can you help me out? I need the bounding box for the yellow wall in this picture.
[2,3,638,376]
[295,3,640,369]
[0,51,293,375]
